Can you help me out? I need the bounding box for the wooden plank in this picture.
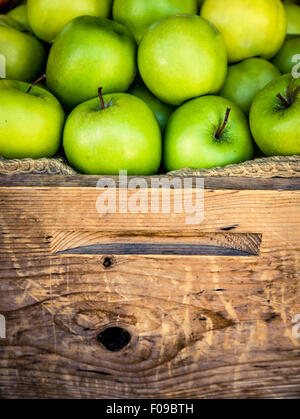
[0,180,299,399]
[1,187,299,235]
[0,174,300,190]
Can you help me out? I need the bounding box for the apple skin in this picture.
[164,95,254,172]
[27,0,113,43]
[63,93,162,175]
[201,0,287,63]
[138,15,227,106]
[129,83,173,132]
[284,4,300,35]
[7,4,30,32]
[220,58,281,115]
[46,16,137,110]
[0,19,46,82]
[0,13,23,30]
[0,79,65,159]
[272,36,300,74]
[113,0,197,43]
[249,74,300,156]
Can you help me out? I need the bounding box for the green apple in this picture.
[113,0,197,43]
[220,58,280,115]
[27,0,113,43]
[7,4,30,32]
[129,82,173,131]
[46,16,137,110]
[0,13,23,29]
[63,90,162,175]
[0,17,46,81]
[0,79,65,159]
[284,4,300,35]
[138,15,227,106]
[249,74,300,156]
[164,95,254,171]
[201,0,287,63]
[272,36,300,74]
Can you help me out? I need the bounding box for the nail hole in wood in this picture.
[97,327,131,352]
[102,256,113,268]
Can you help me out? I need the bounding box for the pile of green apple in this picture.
[0,0,300,175]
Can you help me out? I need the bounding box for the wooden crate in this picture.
[0,174,299,399]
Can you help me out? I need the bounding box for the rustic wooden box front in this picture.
[0,175,299,399]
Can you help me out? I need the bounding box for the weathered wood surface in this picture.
[1,174,300,190]
[0,175,299,399]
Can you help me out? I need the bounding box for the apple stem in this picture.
[277,93,290,109]
[98,87,105,110]
[216,107,231,139]
[26,74,46,94]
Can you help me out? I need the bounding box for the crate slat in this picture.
[0,175,299,399]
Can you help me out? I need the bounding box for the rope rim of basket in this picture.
[0,155,299,177]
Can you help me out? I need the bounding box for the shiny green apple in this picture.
[164,95,254,171]
[284,4,300,35]
[201,0,287,63]
[7,4,30,32]
[220,58,280,115]
[46,16,137,109]
[113,0,197,43]
[138,15,227,106]
[272,36,300,74]
[129,82,173,131]
[0,79,65,159]
[0,17,46,81]
[27,0,113,43]
[63,92,162,175]
[250,74,300,156]
[0,13,22,29]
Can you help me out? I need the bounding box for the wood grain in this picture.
[1,174,300,190]
[51,230,262,256]
[0,176,299,399]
